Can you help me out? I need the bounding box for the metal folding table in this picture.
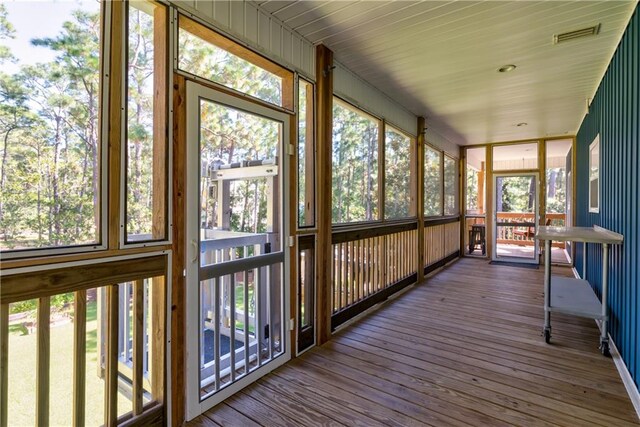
[535,225,623,356]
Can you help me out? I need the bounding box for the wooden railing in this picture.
[496,212,565,247]
[0,255,167,427]
[331,222,418,329]
[424,217,461,271]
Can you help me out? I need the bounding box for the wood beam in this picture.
[152,4,168,240]
[171,73,187,426]
[0,256,166,305]
[315,44,333,345]
[416,117,426,281]
[108,0,124,249]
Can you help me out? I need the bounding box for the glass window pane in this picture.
[384,127,412,219]
[199,98,282,263]
[332,99,379,224]
[424,147,442,216]
[0,1,102,251]
[178,16,284,107]
[125,1,167,243]
[444,155,458,216]
[589,135,599,212]
[465,147,486,214]
[492,142,538,171]
[298,79,315,228]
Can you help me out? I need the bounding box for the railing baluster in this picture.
[149,276,165,401]
[350,241,355,304]
[254,268,261,368]
[1,303,9,427]
[143,281,148,376]
[37,296,50,427]
[105,285,119,427]
[214,277,220,390]
[335,243,341,312]
[364,238,369,298]
[229,273,236,382]
[133,279,144,415]
[340,243,346,310]
[266,264,273,361]
[73,290,87,427]
[358,239,363,301]
[243,270,249,375]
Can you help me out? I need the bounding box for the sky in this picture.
[1,0,99,73]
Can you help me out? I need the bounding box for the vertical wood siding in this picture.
[575,5,639,389]
[172,0,316,78]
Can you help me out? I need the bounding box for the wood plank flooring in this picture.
[190,258,639,426]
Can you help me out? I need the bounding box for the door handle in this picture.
[191,240,198,263]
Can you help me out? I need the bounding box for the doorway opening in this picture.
[493,173,539,264]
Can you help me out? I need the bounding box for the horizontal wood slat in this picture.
[0,255,166,305]
[332,221,417,244]
[193,258,638,427]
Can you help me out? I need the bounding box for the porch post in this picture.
[315,44,334,344]
[417,117,426,282]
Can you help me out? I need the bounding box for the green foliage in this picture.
[444,156,457,215]
[0,3,101,250]
[466,167,479,211]
[384,129,411,219]
[179,29,282,106]
[332,101,379,223]
[424,148,442,216]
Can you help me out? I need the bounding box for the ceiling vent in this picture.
[553,24,600,44]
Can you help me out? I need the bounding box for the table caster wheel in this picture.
[600,341,611,357]
[544,329,551,344]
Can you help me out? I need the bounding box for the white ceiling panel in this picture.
[254,0,637,145]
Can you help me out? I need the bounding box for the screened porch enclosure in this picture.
[4,1,637,425]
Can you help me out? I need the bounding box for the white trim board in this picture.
[605,325,640,421]
[570,268,640,420]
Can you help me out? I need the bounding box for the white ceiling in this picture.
[256,0,637,145]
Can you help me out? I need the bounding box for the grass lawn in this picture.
[7,301,133,426]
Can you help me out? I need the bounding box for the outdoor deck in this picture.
[189,258,639,426]
[496,244,571,264]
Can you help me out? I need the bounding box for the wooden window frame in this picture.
[423,143,445,219]
[176,14,294,111]
[383,124,417,221]
[297,77,316,230]
[443,153,460,217]
[121,0,172,247]
[0,1,112,260]
[331,96,384,227]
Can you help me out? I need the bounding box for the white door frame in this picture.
[184,81,291,420]
[492,172,540,265]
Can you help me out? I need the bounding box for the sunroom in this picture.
[1,1,639,426]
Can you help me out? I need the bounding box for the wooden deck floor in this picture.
[190,258,639,427]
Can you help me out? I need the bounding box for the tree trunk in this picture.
[528,176,535,210]
[548,170,557,198]
[496,179,503,213]
[51,114,62,246]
